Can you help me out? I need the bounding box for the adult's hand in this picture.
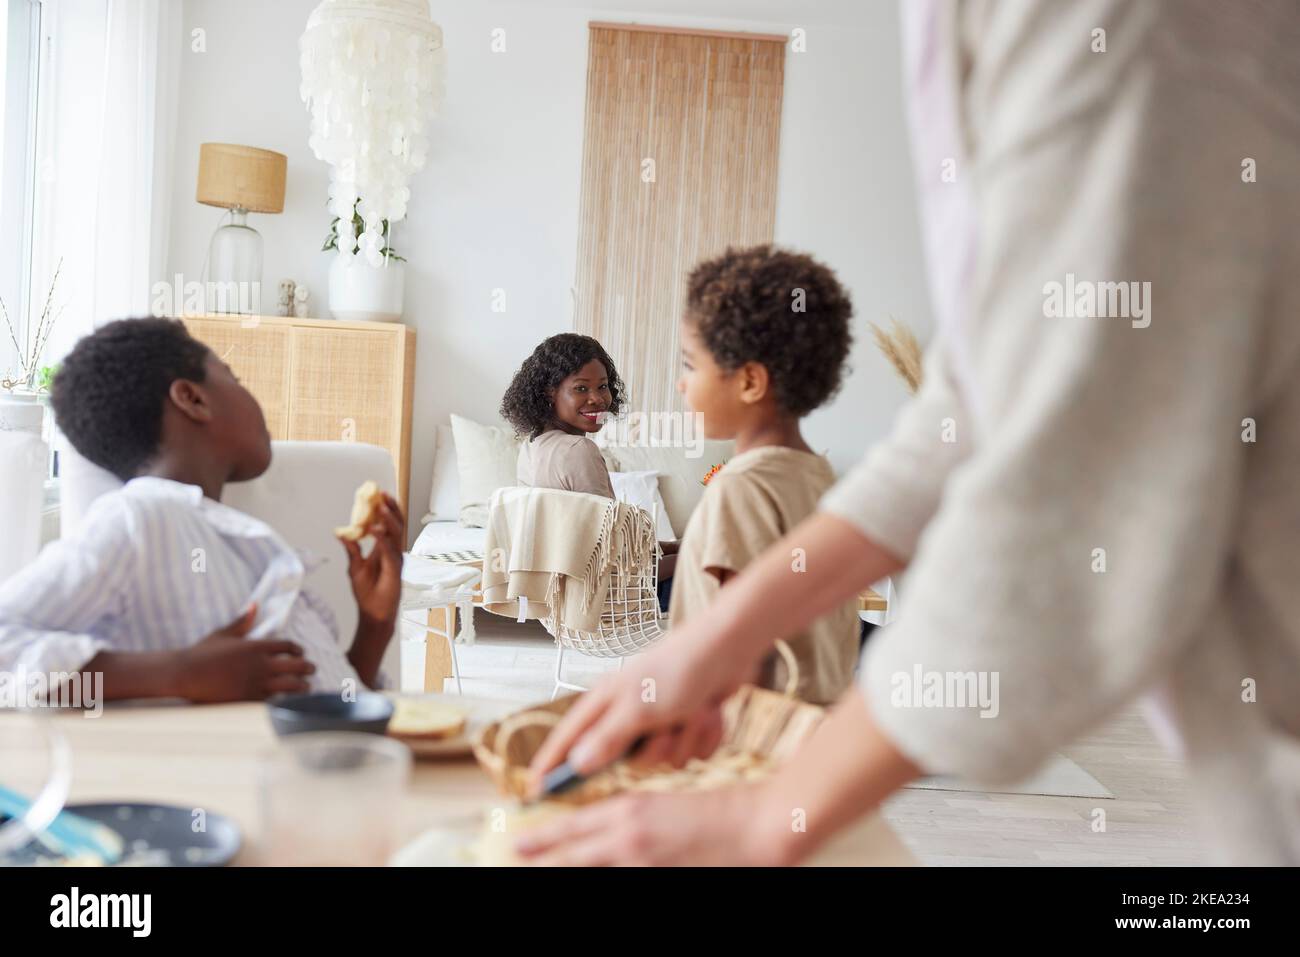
[527,618,755,785]
[515,785,789,866]
[520,689,922,865]
[528,512,903,786]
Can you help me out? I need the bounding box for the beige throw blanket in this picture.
[480,487,656,634]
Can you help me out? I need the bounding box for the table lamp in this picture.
[196,143,287,315]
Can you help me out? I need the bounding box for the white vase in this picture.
[328,253,405,323]
[0,391,47,435]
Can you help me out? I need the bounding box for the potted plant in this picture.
[1,262,62,435]
[323,199,406,323]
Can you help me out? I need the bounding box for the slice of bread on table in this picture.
[389,698,467,741]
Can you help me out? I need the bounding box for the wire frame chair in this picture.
[540,505,667,698]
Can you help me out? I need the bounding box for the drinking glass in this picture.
[259,732,411,865]
[0,710,71,861]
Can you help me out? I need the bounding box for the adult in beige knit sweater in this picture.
[521,0,1300,866]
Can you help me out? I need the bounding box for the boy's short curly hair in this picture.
[51,317,211,481]
[500,333,626,439]
[685,244,853,417]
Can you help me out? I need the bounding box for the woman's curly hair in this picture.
[500,333,626,438]
[685,244,853,417]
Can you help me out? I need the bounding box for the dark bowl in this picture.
[267,692,394,737]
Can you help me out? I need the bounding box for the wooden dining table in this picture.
[21,700,915,866]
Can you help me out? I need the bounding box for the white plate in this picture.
[383,693,518,758]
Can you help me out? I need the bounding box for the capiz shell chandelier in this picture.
[300,0,444,264]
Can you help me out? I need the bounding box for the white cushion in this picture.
[410,520,487,559]
[449,413,520,528]
[609,470,675,541]
[603,441,734,534]
[422,423,460,524]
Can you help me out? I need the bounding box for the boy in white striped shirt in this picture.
[0,318,404,702]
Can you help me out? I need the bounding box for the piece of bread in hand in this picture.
[334,480,385,542]
[389,698,468,740]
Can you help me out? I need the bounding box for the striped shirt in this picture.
[0,476,361,693]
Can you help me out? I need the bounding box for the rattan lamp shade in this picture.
[196,143,287,213]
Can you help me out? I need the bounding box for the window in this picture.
[0,0,44,384]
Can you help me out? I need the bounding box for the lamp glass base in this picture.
[207,210,263,315]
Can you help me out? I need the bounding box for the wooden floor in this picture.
[880,707,1206,866]
[399,612,1207,867]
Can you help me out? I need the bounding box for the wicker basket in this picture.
[472,641,824,803]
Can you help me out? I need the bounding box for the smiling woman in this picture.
[501,333,624,499]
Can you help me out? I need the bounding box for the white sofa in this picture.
[60,440,403,684]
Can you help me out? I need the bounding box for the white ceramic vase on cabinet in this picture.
[328,254,405,323]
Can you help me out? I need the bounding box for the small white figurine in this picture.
[293,282,311,318]
[276,280,295,317]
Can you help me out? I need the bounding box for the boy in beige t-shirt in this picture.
[670,245,858,704]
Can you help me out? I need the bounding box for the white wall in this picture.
[166,0,933,531]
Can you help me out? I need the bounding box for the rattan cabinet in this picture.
[180,314,416,510]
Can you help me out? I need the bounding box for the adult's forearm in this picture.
[754,688,922,865]
[703,511,905,666]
